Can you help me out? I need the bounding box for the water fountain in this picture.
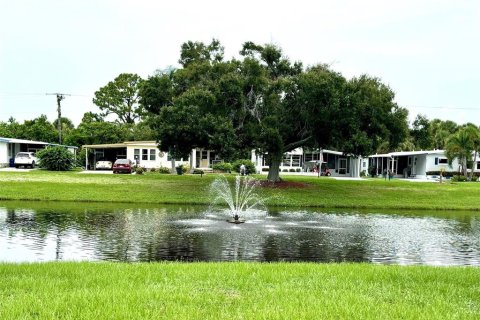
[209,175,266,224]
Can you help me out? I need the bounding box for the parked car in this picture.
[14,152,38,168]
[95,159,113,170]
[112,159,133,174]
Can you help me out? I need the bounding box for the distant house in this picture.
[368,150,473,179]
[82,141,221,170]
[251,148,366,177]
[0,137,77,168]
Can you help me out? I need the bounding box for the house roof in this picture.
[0,137,77,149]
[369,150,445,158]
[390,150,445,157]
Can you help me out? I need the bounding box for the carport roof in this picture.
[82,143,129,149]
[0,137,78,149]
[0,137,49,145]
[82,141,157,149]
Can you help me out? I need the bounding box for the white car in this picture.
[14,152,38,168]
[95,159,113,170]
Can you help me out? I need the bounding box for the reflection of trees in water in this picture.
[1,203,480,264]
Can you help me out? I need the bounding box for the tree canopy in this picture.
[93,73,144,124]
[140,40,409,181]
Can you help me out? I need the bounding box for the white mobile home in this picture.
[0,137,77,168]
[252,148,365,177]
[368,150,468,179]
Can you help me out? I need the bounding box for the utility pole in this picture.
[46,93,70,144]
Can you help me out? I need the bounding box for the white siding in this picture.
[0,142,8,166]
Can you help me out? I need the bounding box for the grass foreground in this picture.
[1,170,480,210]
[0,262,479,319]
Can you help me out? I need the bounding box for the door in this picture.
[339,158,347,174]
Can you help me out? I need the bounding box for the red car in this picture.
[112,159,133,174]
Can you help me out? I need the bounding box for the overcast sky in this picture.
[1,0,479,126]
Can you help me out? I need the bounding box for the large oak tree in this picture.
[141,40,408,182]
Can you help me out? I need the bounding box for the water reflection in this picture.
[0,201,480,265]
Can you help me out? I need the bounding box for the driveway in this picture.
[0,167,36,172]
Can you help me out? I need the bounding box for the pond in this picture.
[1,201,480,265]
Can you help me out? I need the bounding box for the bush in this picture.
[289,168,296,172]
[368,166,377,177]
[36,146,75,171]
[451,175,467,182]
[157,167,171,174]
[182,164,190,174]
[149,168,157,173]
[192,169,204,175]
[472,175,478,182]
[426,171,457,178]
[360,170,367,177]
[232,159,256,174]
[282,169,288,172]
[75,148,88,168]
[135,167,146,175]
[212,162,233,172]
[296,168,301,172]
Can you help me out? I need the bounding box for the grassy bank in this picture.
[0,262,479,319]
[1,170,480,210]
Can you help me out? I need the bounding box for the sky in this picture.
[0,0,479,126]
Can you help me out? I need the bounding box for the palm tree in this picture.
[445,128,474,177]
[463,125,480,180]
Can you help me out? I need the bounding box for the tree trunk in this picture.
[267,156,282,183]
[470,152,477,181]
[171,159,176,174]
[463,157,468,177]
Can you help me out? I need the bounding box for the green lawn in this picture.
[1,171,480,319]
[0,170,479,210]
[0,262,479,319]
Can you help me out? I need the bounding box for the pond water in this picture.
[1,201,480,265]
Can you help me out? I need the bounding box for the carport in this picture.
[1,137,77,167]
[82,143,128,170]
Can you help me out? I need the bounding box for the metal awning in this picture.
[82,143,128,149]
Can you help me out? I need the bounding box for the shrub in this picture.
[451,175,466,182]
[157,167,171,174]
[360,170,367,177]
[182,164,190,174]
[296,168,301,172]
[472,176,478,182]
[36,146,75,171]
[212,162,233,172]
[232,159,256,174]
[135,167,145,175]
[368,166,377,177]
[426,171,456,178]
[149,168,157,173]
[282,169,288,172]
[192,169,204,175]
[289,168,296,172]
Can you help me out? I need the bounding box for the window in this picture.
[282,154,291,166]
[202,151,208,160]
[134,149,140,160]
[149,149,156,161]
[291,155,301,167]
[142,149,148,160]
[439,158,448,164]
[477,162,480,170]
[408,157,412,166]
[435,157,439,165]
